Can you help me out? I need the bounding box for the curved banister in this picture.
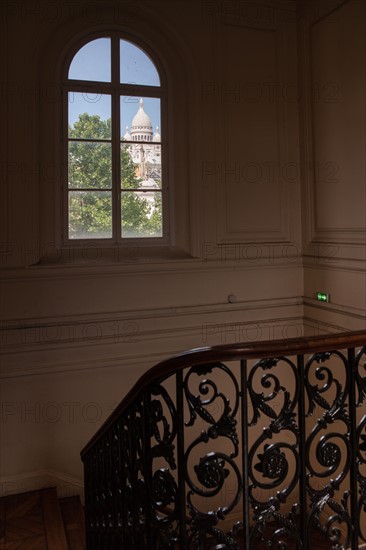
[81,329,366,457]
[81,328,366,549]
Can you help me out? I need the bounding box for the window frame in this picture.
[62,32,169,247]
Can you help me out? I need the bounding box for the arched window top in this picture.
[68,36,160,87]
[120,39,160,87]
[68,38,111,82]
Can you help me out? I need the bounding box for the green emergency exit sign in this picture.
[317,292,330,303]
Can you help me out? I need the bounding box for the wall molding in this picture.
[304,298,366,335]
[0,13,8,251]
[304,297,366,319]
[0,296,304,378]
[1,295,364,379]
[298,0,351,27]
[298,0,366,248]
[0,253,304,280]
[216,16,294,245]
[1,295,303,329]
[303,246,366,271]
[220,0,297,31]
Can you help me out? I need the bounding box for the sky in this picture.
[68,38,161,135]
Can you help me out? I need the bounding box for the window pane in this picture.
[69,142,112,189]
[69,191,112,239]
[121,143,161,189]
[121,96,161,142]
[121,191,162,238]
[68,93,111,139]
[120,40,160,86]
[69,38,111,82]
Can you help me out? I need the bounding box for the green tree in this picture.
[68,113,162,239]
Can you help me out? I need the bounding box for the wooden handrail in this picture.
[81,329,366,457]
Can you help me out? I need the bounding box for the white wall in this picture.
[298,0,366,334]
[3,0,364,497]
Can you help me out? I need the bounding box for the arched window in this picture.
[64,35,166,242]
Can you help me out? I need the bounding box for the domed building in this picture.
[130,97,153,142]
[123,98,161,182]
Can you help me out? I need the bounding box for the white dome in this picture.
[123,126,131,140]
[131,98,152,130]
[153,126,161,142]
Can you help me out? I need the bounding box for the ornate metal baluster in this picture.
[247,357,300,548]
[240,359,250,550]
[298,353,308,550]
[142,393,152,547]
[183,362,242,548]
[348,347,358,550]
[355,346,366,546]
[83,450,92,547]
[177,370,187,549]
[128,406,138,547]
[105,431,113,547]
[147,382,179,547]
[305,351,351,549]
[97,440,105,544]
[120,417,131,546]
[111,420,123,545]
[134,401,147,547]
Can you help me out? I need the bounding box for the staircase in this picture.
[81,330,366,549]
[0,487,85,549]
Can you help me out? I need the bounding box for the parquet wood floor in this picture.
[0,488,84,550]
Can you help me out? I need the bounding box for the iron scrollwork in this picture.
[355,347,366,544]
[81,337,366,549]
[147,384,180,546]
[183,363,242,547]
[305,351,352,549]
[247,357,300,548]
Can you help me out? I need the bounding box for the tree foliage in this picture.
[68,113,162,239]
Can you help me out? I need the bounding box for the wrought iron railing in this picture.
[81,330,366,549]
